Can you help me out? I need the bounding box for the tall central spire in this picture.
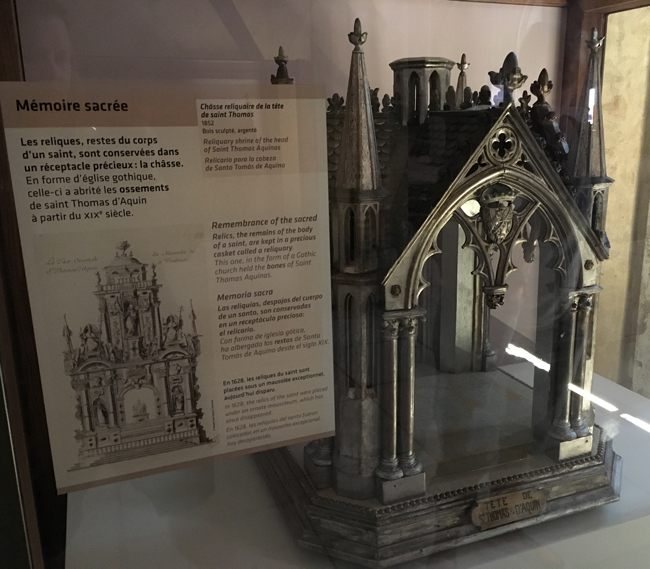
[336,18,381,193]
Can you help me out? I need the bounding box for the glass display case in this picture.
[1,2,650,568]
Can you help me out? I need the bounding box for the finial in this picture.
[530,68,553,106]
[117,241,130,256]
[586,28,605,52]
[459,87,473,109]
[271,46,294,85]
[478,85,492,106]
[348,18,367,50]
[456,53,470,107]
[489,52,528,105]
[275,46,287,63]
[369,87,380,114]
[457,53,469,74]
[381,93,392,113]
[326,93,345,113]
[445,86,457,110]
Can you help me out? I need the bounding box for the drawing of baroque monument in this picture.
[63,241,209,468]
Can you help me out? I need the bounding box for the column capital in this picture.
[399,316,421,336]
[381,319,400,338]
[566,286,600,311]
[577,294,594,311]
[382,308,426,320]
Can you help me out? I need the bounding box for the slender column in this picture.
[471,274,487,372]
[107,384,116,427]
[80,389,91,431]
[375,317,402,480]
[158,367,170,418]
[183,369,193,414]
[570,294,594,436]
[397,315,423,476]
[549,295,578,441]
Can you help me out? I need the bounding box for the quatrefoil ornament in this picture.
[488,127,519,164]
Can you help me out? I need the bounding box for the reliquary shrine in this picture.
[260,19,620,568]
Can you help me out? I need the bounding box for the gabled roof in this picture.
[384,103,608,311]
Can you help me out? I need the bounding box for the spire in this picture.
[567,28,608,182]
[335,18,380,192]
[456,53,469,107]
[270,46,294,85]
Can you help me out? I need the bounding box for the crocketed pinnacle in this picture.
[567,28,609,182]
[336,18,380,193]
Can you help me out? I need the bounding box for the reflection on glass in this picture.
[621,414,650,434]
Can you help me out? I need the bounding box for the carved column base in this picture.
[375,471,426,505]
[304,439,333,490]
[548,422,576,442]
[571,419,591,438]
[375,458,403,481]
[545,433,593,462]
[399,453,423,477]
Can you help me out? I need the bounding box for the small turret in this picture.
[324,18,386,500]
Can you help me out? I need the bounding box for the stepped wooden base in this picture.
[256,431,620,568]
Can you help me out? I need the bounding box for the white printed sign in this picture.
[0,83,334,492]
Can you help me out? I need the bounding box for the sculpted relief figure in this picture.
[124,303,139,337]
[171,384,185,414]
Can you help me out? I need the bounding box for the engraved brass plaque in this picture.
[471,489,546,531]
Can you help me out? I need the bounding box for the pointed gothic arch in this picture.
[365,294,377,389]
[344,294,354,390]
[429,70,441,111]
[376,105,607,484]
[363,205,377,267]
[384,105,606,312]
[407,71,420,124]
[344,207,356,265]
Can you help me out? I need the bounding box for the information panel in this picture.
[0,83,334,492]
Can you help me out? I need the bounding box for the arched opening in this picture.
[366,294,376,389]
[344,208,356,265]
[408,72,420,124]
[363,206,377,266]
[429,71,441,111]
[344,294,354,389]
[386,168,595,480]
[487,207,543,368]
[123,387,157,424]
[330,204,339,266]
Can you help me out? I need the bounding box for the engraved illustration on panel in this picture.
[63,241,210,469]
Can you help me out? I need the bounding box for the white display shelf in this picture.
[66,364,650,568]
